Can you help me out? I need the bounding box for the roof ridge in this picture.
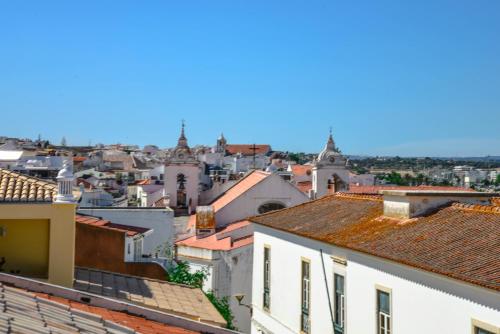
[0,168,57,188]
[451,202,500,214]
[335,192,383,202]
[208,169,257,205]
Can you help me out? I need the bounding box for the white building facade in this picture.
[250,191,500,334]
[251,225,500,334]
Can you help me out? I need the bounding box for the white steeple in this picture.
[55,159,76,203]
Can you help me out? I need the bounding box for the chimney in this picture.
[55,159,76,204]
[380,190,498,219]
[195,206,216,237]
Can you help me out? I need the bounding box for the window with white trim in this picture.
[334,274,345,334]
[301,260,311,333]
[263,246,271,310]
[377,289,391,334]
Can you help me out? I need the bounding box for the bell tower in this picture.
[165,122,200,214]
[312,129,349,198]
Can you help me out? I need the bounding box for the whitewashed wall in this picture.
[78,207,174,255]
[216,174,309,226]
[252,225,500,334]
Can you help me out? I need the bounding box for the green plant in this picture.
[167,261,236,330]
[206,291,236,330]
[167,261,207,288]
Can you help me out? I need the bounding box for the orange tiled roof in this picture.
[0,168,56,202]
[251,193,500,292]
[176,220,253,251]
[76,214,150,237]
[348,184,475,194]
[291,165,312,177]
[1,282,198,334]
[33,291,199,334]
[295,181,312,193]
[211,170,270,212]
[225,144,271,156]
[73,156,88,162]
[74,268,226,327]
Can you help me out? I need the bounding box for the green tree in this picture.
[496,174,500,186]
[167,261,236,329]
[167,261,207,288]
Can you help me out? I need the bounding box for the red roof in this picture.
[291,165,312,177]
[76,215,150,237]
[177,220,253,251]
[225,144,271,156]
[295,181,312,193]
[33,291,198,334]
[73,156,87,162]
[211,170,270,212]
[348,184,475,194]
[251,193,500,292]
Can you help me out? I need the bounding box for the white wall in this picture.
[251,225,500,334]
[165,163,200,211]
[178,244,254,333]
[216,174,309,226]
[77,207,175,255]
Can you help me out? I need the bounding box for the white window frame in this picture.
[301,258,311,334]
[471,319,500,334]
[375,285,392,334]
[263,245,271,311]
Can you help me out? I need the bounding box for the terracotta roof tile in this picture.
[76,214,150,237]
[295,181,312,193]
[251,193,500,292]
[31,290,199,334]
[0,168,57,202]
[348,184,475,194]
[74,268,226,327]
[211,170,270,212]
[0,282,198,334]
[225,144,270,156]
[176,220,253,251]
[291,165,312,177]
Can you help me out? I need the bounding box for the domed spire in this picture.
[177,120,188,148]
[316,128,341,163]
[325,128,336,152]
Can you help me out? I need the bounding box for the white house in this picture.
[250,190,500,334]
[176,169,310,333]
[177,220,254,333]
[77,206,175,258]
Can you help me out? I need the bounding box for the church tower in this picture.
[216,133,227,154]
[312,130,349,198]
[165,122,200,214]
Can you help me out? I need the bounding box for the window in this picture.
[377,289,391,334]
[258,202,286,214]
[472,319,499,334]
[334,274,345,334]
[475,329,494,334]
[301,260,311,333]
[263,246,271,310]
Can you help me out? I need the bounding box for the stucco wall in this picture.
[216,174,309,226]
[251,225,500,334]
[165,163,199,211]
[77,208,174,256]
[75,222,167,280]
[0,203,76,288]
[0,219,49,277]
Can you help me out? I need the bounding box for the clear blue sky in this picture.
[1,1,499,156]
